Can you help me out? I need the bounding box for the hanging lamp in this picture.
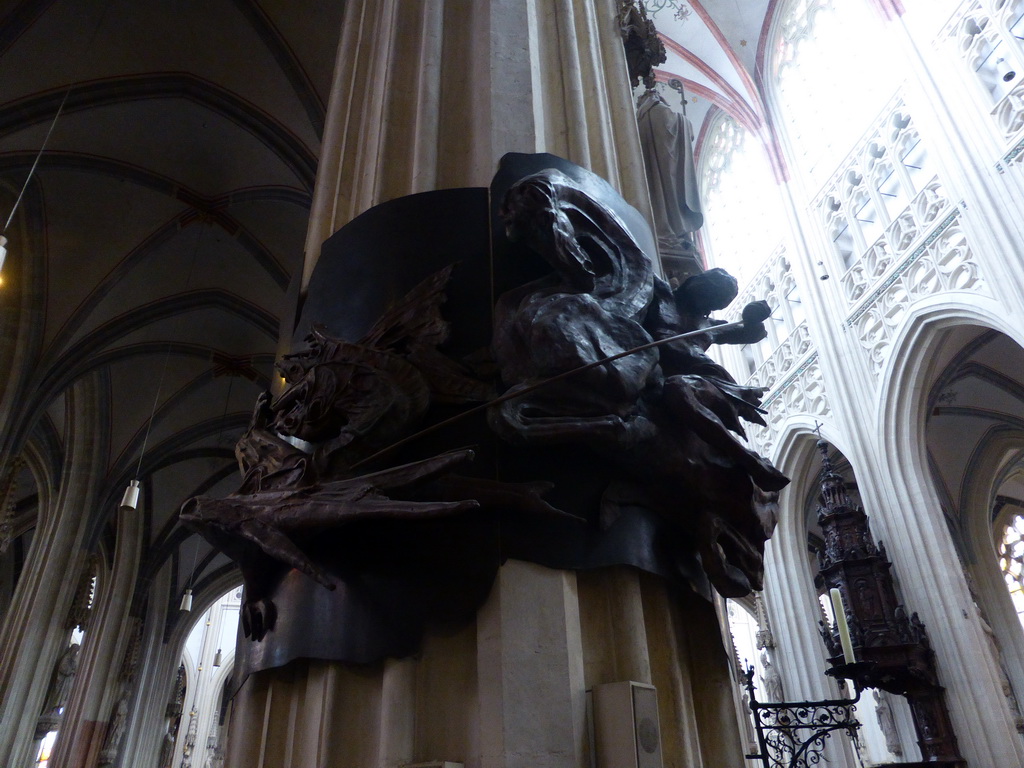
[178,374,236,614]
[123,218,206,516]
[0,88,70,284]
[180,523,201,613]
[0,0,116,284]
[120,479,140,511]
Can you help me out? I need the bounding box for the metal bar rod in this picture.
[349,320,747,470]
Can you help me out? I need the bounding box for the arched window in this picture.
[699,112,786,287]
[771,0,905,184]
[170,586,242,768]
[998,513,1024,627]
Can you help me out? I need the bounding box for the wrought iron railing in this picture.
[743,664,868,768]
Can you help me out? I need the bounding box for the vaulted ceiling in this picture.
[646,0,775,141]
[0,0,343,620]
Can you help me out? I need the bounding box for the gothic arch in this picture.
[760,424,843,699]
[871,302,1024,761]
[877,298,1018,467]
[961,429,1024,707]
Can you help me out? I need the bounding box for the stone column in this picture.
[760,437,858,768]
[225,560,745,768]
[890,12,1024,763]
[115,564,177,768]
[301,0,653,290]
[0,373,107,768]
[221,3,750,767]
[864,418,1024,767]
[49,501,144,768]
[476,561,588,768]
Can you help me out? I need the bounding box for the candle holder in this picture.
[825,660,877,693]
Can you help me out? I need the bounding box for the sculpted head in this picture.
[674,268,738,316]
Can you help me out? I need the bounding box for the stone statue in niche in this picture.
[873,689,903,756]
[43,642,79,715]
[158,731,175,768]
[98,691,128,764]
[35,641,79,738]
[759,649,784,702]
[490,168,787,597]
[159,664,186,768]
[98,620,142,765]
[637,87,704,278]
[966,574,1024,733]
[619,1,703,281]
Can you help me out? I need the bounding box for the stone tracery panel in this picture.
[745,353,830,459]
[749,322,814,395]
[724,246,808,375]
[994,82,1024,140]
[725,245,790,320]
[815,100,953,308]
[845,212,989,377]
[718,246,822,456]
[945,0,1024,164]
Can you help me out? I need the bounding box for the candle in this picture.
[829,588,856,665]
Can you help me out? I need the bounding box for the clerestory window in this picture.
[771,0,904,186]
[698,113,785,288]
[998,513,1024,627]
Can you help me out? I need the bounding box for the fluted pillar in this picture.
[221,3,748,767]
[49,502,144,768]
[301,0,653,289]
[866,416,1024,767]
[0,373,107,767]
[115,564,176,768]
[225,562,743,768]
[476,561,588,768]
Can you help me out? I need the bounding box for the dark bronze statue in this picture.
[180,447,480,639]
[272,265,491,472]
[183,266,562,641]
[181,157,788,666]
[490,169,787,596]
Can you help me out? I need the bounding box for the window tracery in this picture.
[699,113,785,288]
[814,104,952,308]
[998,513,1024,625]
[803,94,983,384]
[771,0,902,184]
